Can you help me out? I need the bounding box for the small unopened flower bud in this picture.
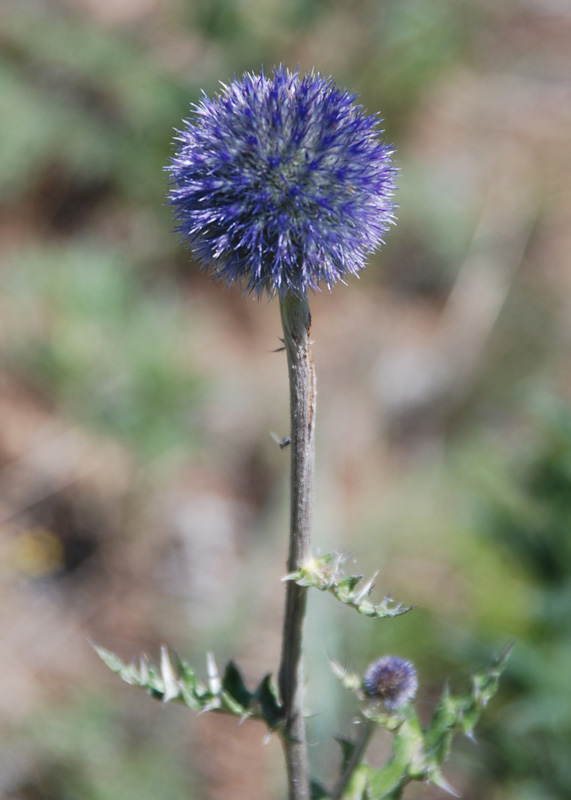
[362,655,418,711]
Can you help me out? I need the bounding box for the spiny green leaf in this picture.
[351,648,512,799]
[337,575,364,594]
[343,763,375,799]
[255,674,284,730]
[160,646,181,702]
[94,643,284,728]
[329,656,363,693]
[285,553,414,619]
[94,645,134,678]
[222,660,254,712]
[336,736,357,773]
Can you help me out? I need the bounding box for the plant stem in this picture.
[278,292,316,800]
[331,717,375,800]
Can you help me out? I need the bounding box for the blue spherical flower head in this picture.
[362,655,418,711]
[167,66,397,299]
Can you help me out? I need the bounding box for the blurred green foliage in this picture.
[1,242,206,457]
[5,693,197,800]
[1,6,192,208]
[466,398,571,800]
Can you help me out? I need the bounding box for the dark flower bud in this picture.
[362,655,418,711]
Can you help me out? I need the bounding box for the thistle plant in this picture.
[98,66,509,799]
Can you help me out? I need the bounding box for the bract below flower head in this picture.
[362,655,418,711]
[167,66,397,299]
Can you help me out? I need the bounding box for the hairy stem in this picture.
[278,293,316,800]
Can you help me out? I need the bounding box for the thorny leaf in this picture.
[94,644,284,730]
[285,552,414,619]
[334,647,512,799]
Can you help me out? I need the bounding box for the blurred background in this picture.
[1,0,570,798]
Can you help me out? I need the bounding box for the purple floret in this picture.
[167,66,397,299]
[362,655,418,711]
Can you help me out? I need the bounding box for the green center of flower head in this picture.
[264,155,305,210]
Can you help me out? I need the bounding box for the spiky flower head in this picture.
[167,66,396,299]
[362,655,418,711]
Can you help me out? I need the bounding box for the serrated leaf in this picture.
[138,654,150,685]
[94,643,281,726]
[160,645,181,702]
[352,574,378,604]
[343,763,374,799]
[285,553,413,620]
[427,768,460,797]
[357,649,512,799]
[337,575,364,594]
[206,651,221,695]
[328,656,363,692]
[336,736,357,772]
[172,653,205,710]
[222,661,254,712]
[175,653,200,692]
[255,674,284,730]
[94,645,146,687]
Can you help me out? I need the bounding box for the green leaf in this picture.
[94,645,134,678]
[160,646,182,702]
[94,643,284,729]
[255,674,284,730]
[222,660,254,713]
[285,553,414,619]
[337,575,364,594]
[329,656,363,693]
[336,736,357,772]
[343,763,375,799]
[351,648,512,799]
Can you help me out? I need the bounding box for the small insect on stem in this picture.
[270,431,291,449]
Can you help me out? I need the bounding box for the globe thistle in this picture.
[362,655,418,711]
[167,66,397,299]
